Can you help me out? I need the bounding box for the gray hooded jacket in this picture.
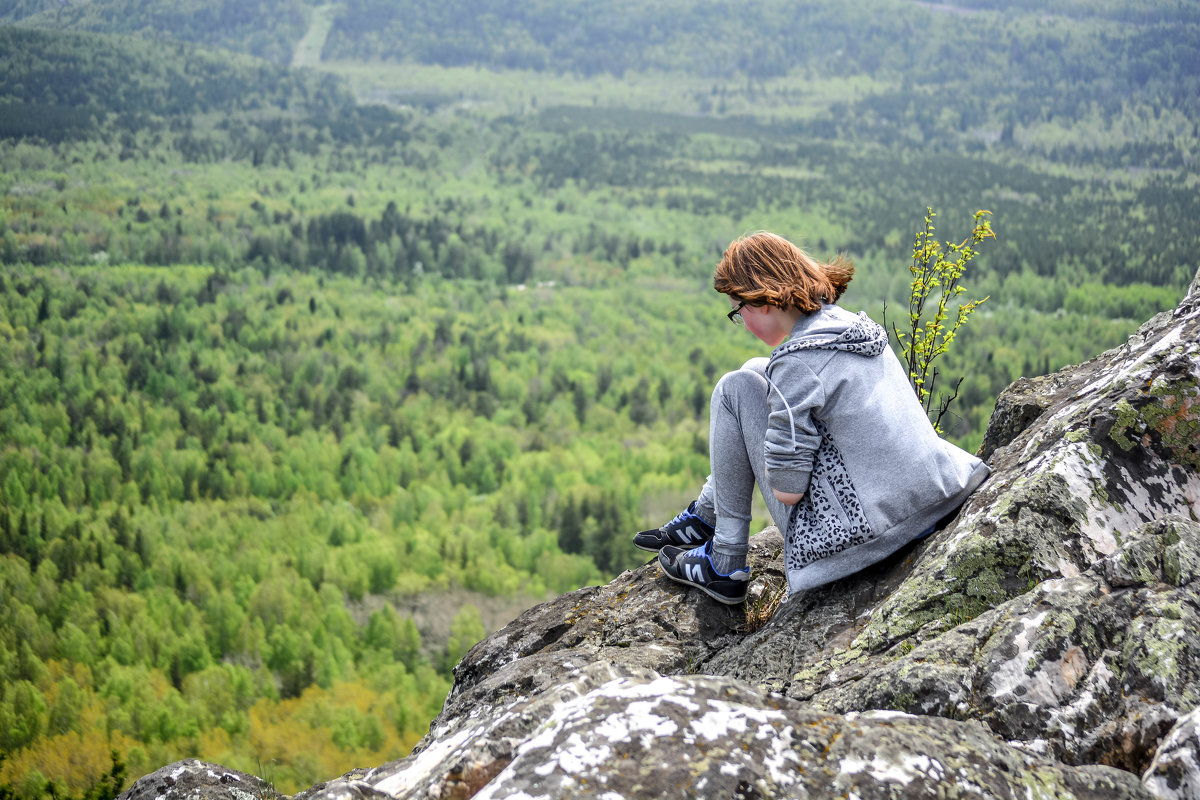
[764,303,990,592]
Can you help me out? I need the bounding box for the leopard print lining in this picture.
[785,418,874,571]
[771,312,888,359]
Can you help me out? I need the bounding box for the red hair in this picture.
[713,231,854,313]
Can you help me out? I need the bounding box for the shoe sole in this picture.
[660,564,747,605]
[633,534,714,553]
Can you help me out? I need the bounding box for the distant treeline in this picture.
[0,0,307,64]
[5,0,1199,119]
[0,27,352,140]
[321,0,1197,94]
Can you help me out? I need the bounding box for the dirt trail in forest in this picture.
[292,4,339,68]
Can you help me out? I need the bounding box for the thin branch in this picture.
[933,376,965,431]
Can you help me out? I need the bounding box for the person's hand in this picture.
[773,489,804,506]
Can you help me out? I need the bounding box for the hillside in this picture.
[0,0,308,64]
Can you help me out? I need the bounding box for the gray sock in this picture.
[711,516,749,574]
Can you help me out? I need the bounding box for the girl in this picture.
[635,232,990,604]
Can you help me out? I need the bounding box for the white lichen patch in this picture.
[373,724,482,797]
[661,693,702,713]
[1075,314,1191,400]
[1048,446,1119,556]
[906,754,947,782]
[988,612,1055,703]
[1048,439,1200,564]
[1044,656,1115,745]
[950,773,990,797]
[1113,460,1200,534]
[852,710,917,721]
[1184,482,1200,516]
[592,698,680,748]
[689,699,788,742]
[532,730,612,776]
[1009,737,1050,756]
[837,752,939,786]
[761,727,804,787]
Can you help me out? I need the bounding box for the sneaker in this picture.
[658,540,749,605]
[633,502,715,552]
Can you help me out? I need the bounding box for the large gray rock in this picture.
[123,269,1200,800]
[337,663,1149,800]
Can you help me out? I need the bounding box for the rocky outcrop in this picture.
[1145,706,1200,800]
[356,662,1149,799]
[118,760,283,800]
[122,269,1200,800]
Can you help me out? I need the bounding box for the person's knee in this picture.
[712,366,767,406]
[740,356,769,376]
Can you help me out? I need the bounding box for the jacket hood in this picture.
[772,307,889,358]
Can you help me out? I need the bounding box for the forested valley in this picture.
[0,0,1196,795]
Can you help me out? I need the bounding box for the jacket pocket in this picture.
[784,424,873,574]
[815,471,855,537]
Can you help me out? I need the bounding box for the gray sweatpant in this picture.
[694,358,792,559]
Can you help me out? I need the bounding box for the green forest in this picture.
[0,0,1196,795]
